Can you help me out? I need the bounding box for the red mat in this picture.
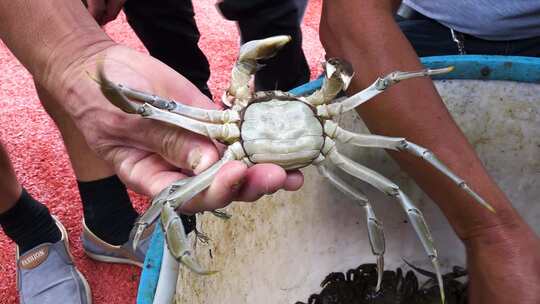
[0,1,323,303]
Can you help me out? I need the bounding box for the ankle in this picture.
[0,189,61,253]
[78,175,138,245]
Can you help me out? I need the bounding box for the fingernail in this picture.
[187,148,202,171]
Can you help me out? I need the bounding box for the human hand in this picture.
[41,44,303,214]
[83,0,126,25]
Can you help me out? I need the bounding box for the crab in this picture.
[296,261,468,304]
[96,35,494,304]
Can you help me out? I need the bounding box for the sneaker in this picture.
[16,217,92,304]
[81,221,153,268]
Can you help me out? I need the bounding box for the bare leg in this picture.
[36,84,114,182]
[0,141,22,212]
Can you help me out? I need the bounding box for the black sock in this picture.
[0,189,61,254]
[78,175,138,245]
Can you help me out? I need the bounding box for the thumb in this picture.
[131,118,220,174]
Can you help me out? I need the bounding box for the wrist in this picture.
[465,221,540,304]
[462,209,533,247]
[38,29,115,102]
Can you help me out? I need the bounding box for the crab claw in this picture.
[131,201,165,251]
[225,35,292,108]
[305,58,354,106]
[161,202,217,275]
[325,58,354,90]
[238,35,292,62]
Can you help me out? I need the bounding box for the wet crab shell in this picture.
[240,91,324,170]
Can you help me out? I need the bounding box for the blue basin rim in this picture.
[290,55,540,96]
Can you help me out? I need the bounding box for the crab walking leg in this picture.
[316,162,385,291]
[316,67,454,118]
[166,143,244,209]
[304,59,354,106]
[322,138,445,304]
[97,71,240,143]
[161,202,217,275]
[152,244,179,304]
[223,35,292,108]
[131,177,194,250]
[97,68,240,123]
[130,178,232,250]
[324,121,494,212]
[136,103,240,143]
[160,143,245,274]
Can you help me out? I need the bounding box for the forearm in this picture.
[320,1,524,240]
[0,0,113,92]
[466,226,540,303]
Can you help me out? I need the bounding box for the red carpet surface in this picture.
[0,1,323,303]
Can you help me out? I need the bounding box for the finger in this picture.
[283,170,304,191]
[102,0,127,25]
[235,164,288,202]
[86,0,107,25]
[129,119,220,174]
[180,161,248,213]
[107,147,189,196]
